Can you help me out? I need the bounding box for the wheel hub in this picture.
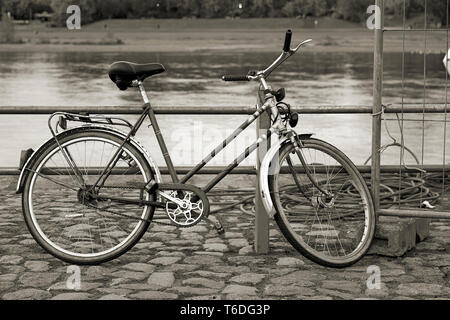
[312,194,335,209]
[77,188,97,206]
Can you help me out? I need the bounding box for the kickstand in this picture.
[206,215,225,235]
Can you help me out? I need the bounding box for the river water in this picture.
[0,51,449,168]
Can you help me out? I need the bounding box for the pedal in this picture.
[206,216,225,235]
[214,222,225,235]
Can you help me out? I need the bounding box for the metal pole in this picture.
[255,92,270,254]
[379,209,450,220]
[372,0,384,222]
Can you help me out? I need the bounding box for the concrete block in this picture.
[369,216,416,257]
[415,218,431,242]
[369,216,431,257]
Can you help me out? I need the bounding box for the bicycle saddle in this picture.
[108,61,166,90]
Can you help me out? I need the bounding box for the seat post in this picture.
[136,80,179,184]
[137,81,150,104]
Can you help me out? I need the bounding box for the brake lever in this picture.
[292,39,313,53]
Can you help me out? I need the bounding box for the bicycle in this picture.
[17,30,375,268]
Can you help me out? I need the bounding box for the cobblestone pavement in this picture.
[1,175,450,300]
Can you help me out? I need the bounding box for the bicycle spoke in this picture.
[26,134,154,261]
[274,140,372,265]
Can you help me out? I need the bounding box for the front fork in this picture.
[288,133,332,198]
[259,132,333,218]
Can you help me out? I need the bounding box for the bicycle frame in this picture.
[16,33,316,209]
[90,79,283,197]
[89,36,315,196]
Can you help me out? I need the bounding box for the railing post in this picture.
[255,94,270,254]
[372,0,384,222]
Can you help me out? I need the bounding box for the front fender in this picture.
[259,134,313,218]
[16,126,162,194]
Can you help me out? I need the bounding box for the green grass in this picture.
[86,17,363,31]
[15,17,362,34]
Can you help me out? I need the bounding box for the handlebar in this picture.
[221,75,249,82]
[283,29,292,52]
[221,30,312,82]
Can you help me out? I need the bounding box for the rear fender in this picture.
[16,126,161,194]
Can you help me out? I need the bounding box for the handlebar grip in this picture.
[283,29,292,52]
[222,75,249,82]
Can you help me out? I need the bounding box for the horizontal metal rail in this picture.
[0,167,257,176]
[384,28,450,32]
[380,209,450,220]
[0,104,450,115]
[2,165,450,176]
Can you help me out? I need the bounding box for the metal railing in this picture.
[2,102,450,253]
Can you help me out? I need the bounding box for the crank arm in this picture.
[158,191,185,206]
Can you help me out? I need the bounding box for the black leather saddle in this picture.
[108,61,166,90]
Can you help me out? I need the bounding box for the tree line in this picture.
[1,0,449,26]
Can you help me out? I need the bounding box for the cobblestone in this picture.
[123,263,156,274]
[0,255,24,265]
[147,272,175,288]
[98,294,129,300]
[1,175,450,300]
[148,257,181,266]
[129,291,178,300]
[24,261,50,272]
[110,271,148,281]
[170,286,219,296]
[264,284,316,297]
[203,243,229,252]
[395,283,450,297]
[19,272,61,288]
[222,284,257,296]
[229,273,266,285]
[2,288,51,300]
[228,238,249,248]
[238,245,254,255]
[51,292,92,300]
[276,257,305,267]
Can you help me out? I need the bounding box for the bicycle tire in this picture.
[269,138,376,268]
[22,127,157,265]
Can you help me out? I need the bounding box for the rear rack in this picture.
[52,112,133,133]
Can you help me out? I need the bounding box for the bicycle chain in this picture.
[83,185,196,227]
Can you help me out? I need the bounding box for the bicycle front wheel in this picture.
[22,128,156,265]
[269,138,375,268]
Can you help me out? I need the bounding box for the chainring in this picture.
[161,184,210,228]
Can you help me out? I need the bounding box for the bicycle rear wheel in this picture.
[269,138,375,268]
[22,128,156,265]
